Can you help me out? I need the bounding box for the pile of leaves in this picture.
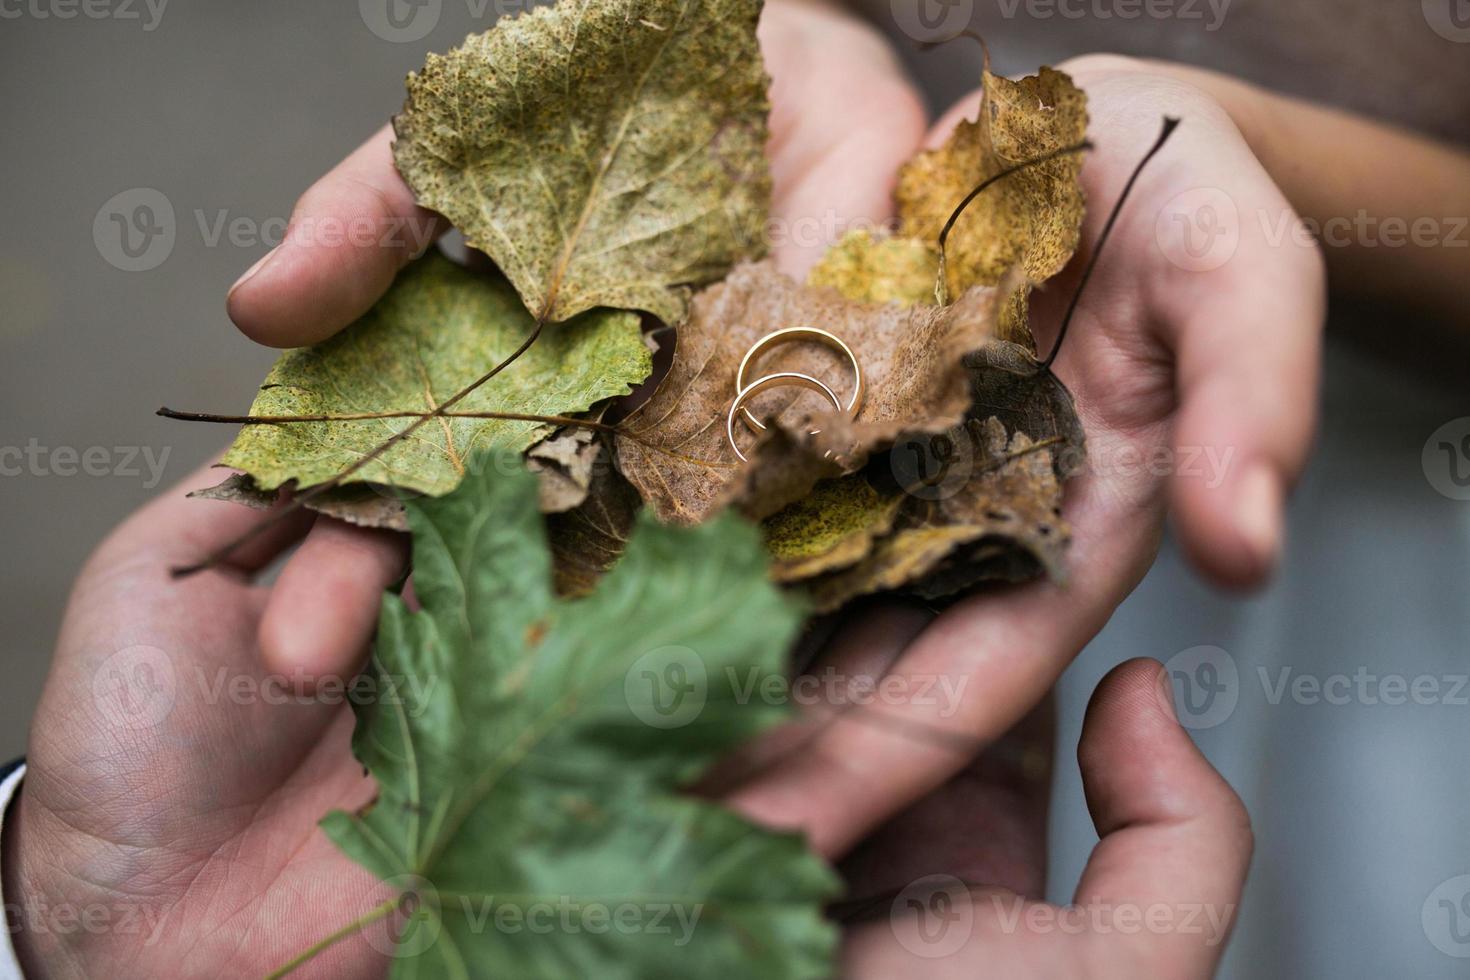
[184,0,1093,974]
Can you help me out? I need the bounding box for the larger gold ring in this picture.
[735,327,863,433]
[726,372,843,463]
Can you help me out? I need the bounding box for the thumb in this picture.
[1073,658,1253,979]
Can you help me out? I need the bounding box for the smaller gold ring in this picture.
[726,372,843,463]
[735,327,863,433]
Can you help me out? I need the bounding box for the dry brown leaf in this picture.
[614,260,1019,525]
[545,451,644,597]
[896,67,1088,347]
[805,418,1068,612]
[526,426,603,514]
[194,429,617,531]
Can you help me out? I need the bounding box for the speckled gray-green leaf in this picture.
[220,251,650,496]
[393,0,772,326]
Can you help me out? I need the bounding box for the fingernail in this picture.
[228,247,278,300]
[1234,462,1282,574]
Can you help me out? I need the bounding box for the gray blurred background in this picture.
[2,2,1468,978]
[0,2,515,755]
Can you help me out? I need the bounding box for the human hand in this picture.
[2,465,397,977]
[218,0,929,699]
[841,659,1252,980]
[720,55,1324,857]
[2,5,935,977]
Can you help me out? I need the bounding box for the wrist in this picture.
[4,793,49,979]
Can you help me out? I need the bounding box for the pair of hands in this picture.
[6,2,1322,976]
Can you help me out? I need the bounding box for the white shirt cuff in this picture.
[0,764,28,980]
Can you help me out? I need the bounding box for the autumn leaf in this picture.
[807,418,1068,612]
[393,0,771,327]
[218,252,650,498]
[545,439,645,596]
[753,238,1087,609]
[311,458,838,978]
[614,260,1019,525]
[762,477,902,582]
[527,424,605,513]
[805,229,938,306]
[897,67,1088,345]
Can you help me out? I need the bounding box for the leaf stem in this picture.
[1040,116,1181,371]
[157,406,619,434]
[263,896,400,980]
[934,139,1094,305]
[169,321,545,577]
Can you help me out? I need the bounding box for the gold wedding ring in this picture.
[734,327,864,433]
[725,372,843,463]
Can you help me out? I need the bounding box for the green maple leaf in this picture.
[393,0,771,326]
[220,251,650,497]
[316,459,839,978]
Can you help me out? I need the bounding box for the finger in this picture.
[226,124,446,348]
[1161,197,1325,588]
[703,600,933,798]
[258,517,408,682]
[93,462,315,578]
[726,474,1161,858]
[1072,658,1252,976]
[758,0,926,278]
[838,695,1055,907]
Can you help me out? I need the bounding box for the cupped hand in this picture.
[721,54,1324,859]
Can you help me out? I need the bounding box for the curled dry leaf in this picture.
[393,0,771,326]
[614,260,1020,525]
[896,66,1088,346]
[545,442,645,596]
[807,418,1068,613]
[527,425,603,514]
